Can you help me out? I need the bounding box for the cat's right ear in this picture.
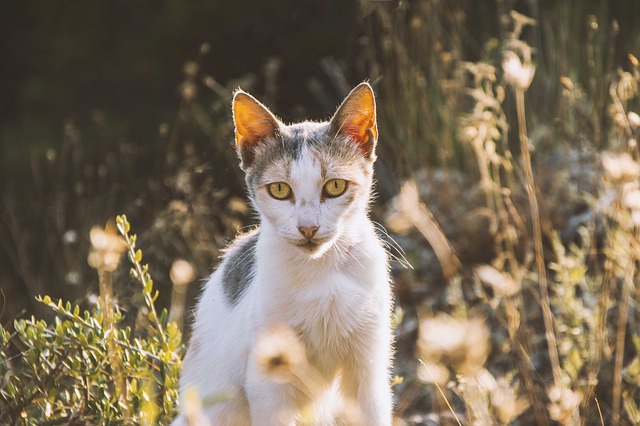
[233,90,280,170]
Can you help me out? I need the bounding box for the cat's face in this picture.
[232,83,378,258]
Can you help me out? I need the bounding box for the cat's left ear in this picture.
[233,89,281,170]
[330,82,378,160]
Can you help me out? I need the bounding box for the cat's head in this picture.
[232,83,378,258]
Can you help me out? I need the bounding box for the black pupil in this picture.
[334,181,338,189]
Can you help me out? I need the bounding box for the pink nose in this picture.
[298,226,319,240]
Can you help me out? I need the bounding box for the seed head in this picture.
[88,223,127,272]
[417,313,490,375]
[602,152,640,183]
[170,259,195,287]
[255,325,307,384]
[547,385,581,425]
[476,264,520,297]
[503,51,535,91]
[628,112,640,128]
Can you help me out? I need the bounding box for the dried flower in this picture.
[613,112,628,128]
[416,360,450,386]
[255,325,307,384]
[88,224,127,272]
[616,71,637,101]
[489,377,530,423]
[62,230,78,245]
[602,152,640,183]
[547,385,581,425]
[624,188,640,210]
[228,197,249,214]
[170,259,195,287]
[628,112,640,128]
[183,61,199,78]
[509,11,536,39]
[180,81,197,102]
[417,313,490,375]
[199,43,211,54]
[476,264,520,297]
[503,51,535,91]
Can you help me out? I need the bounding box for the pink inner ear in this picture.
[333,84,378,145]
[340,113,377,148]
[233,92,279,148]
[343,117,373,140]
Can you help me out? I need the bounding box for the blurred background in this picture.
[2,0,640,423]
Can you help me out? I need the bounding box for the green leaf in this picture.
[144,279,153,295]
[116,215,130,235]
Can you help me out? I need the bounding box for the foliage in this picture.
[2,1,640,425]
[0,216,183,425]
[381,5,640,424]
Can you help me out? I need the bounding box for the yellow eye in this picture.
[267,182,292,200]
[323,179,348,198]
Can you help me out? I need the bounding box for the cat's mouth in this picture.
[293,236,332,255]
[297,241,321,252]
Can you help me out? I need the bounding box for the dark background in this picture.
[0,0,358,174]
[1,0,639,347]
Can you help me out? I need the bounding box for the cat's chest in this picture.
[270,266,381,349]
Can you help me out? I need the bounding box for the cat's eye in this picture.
[267,182,292,200]
[323,179,348,198]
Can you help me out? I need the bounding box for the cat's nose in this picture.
[298,226,319,240]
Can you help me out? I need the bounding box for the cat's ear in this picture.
[330,82,378,159]
[233,90,281,169]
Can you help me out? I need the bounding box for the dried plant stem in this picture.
[407,188,462,280]
[505,296,549,426]
[514,88,562,384]
[98,268,129,418]
[419,360,462,426]
[582,255,615,420]
[169,283,188,334]
[611,234,636,424]
[595,397,605,426]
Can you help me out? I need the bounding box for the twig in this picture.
[611,232,636,424]
[418,359,463,426]
[515,87,562,385]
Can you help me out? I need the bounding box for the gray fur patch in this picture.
[246,122,329,192]
[222,230,259,306]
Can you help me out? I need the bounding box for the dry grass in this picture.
[2,1,640,424]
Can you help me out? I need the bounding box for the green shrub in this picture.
[0,215,183,425]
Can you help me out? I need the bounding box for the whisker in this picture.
[372,221,413,269]
[224,244,257,279]
[336,239,367,270]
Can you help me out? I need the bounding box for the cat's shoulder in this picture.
[218,227,260,305]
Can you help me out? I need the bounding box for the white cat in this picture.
[173,83,393,426]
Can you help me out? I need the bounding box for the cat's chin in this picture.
[293,239,333,259]
[296,241,324,256]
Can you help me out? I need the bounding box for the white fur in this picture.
[174,124,392,426]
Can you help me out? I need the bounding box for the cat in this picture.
[173,82,393,426]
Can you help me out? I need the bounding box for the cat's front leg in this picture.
[340,366,392,426]
[245,357,300,426]
[339,342,393,426]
